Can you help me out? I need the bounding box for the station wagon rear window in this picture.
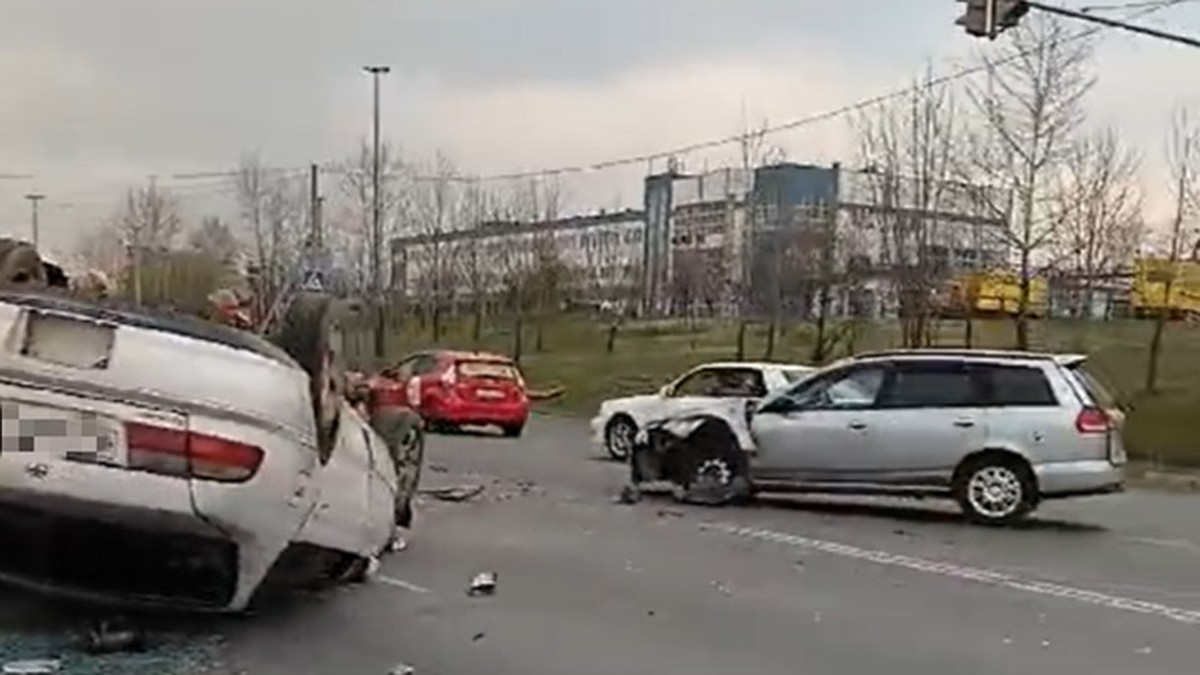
[457,360,520,381]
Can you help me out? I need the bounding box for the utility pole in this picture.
[309,163,322,249]
[363,65,391,361]
[24,193,44,248]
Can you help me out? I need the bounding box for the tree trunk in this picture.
[1145,309,1167,394]
[472,300,484,347]
[812,285,830,364]
[736,320,748,360]
[512,313,524,364]
[764,320,777,360]
[606,321,618,354]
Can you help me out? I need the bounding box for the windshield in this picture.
[781,367,816,384]
[457,360,521,381]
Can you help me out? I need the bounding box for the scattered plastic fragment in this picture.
[472,632,486,642]
[421,484,486,502]
[615,485,640,504]
[3,659,61,675]
[390,662,415,675]
[83,619,145,655]
[468,571,497,596]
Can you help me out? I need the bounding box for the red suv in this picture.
[389,350,529,437]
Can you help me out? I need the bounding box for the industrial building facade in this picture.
[390,162,1010,319]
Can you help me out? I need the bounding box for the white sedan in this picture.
[591,362,815,460]
[0,288,423,612]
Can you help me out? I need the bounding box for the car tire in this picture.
[371,408,426,529]
[672,417,751,507]
[953,453,1037,526]
[0,238,48,289]
[501,423,524,438]
[605,415,637,461]
[273,292,344,463]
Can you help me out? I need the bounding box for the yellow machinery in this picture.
[935,271,1048,318]
[1130,258,1200,318]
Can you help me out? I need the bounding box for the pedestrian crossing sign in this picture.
[301,270,324,292]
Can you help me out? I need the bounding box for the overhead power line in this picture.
[89,0,1189,192]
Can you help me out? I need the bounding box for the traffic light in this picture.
[957,0,1030,40]
[995,0,1030,33]
[956,0,995,38]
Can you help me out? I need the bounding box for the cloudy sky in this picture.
[3,0,1200,259]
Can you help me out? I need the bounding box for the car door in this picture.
[868,360,989,483]
[750,363,889,480]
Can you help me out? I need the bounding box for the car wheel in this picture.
[0,238,48,288]
[501,423,524,438]
[273,292,344,462]
[371,408,426,528]
[672,418,752,506]
[953,454,1036,526]
[605,415,637,461]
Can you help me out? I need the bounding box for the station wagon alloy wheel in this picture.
[966,465,1024,520]
[693,458,734,490]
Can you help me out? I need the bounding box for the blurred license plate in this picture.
[0,400,119,463]
[476,389,504,400]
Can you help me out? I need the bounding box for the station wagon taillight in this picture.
[1074,407,1111,435]
[125,422,264,483]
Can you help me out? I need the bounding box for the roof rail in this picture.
[851,348,1063,362]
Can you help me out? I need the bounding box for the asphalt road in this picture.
[4,414,1200,674]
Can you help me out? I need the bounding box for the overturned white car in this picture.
[0,282,424,611]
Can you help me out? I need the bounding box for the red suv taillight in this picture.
[125,422,264,483]
[1075,407,1111,435]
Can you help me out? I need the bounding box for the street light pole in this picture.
[24,193,44,248]
[363,65,391,361]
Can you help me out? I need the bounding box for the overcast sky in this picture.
[3,0,1200,259]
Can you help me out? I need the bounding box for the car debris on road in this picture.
[467,571,497,597]
[422,484,486,502]
[82,619,145,655]
[2,659,61,675]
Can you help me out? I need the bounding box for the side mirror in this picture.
[659,385,673,397]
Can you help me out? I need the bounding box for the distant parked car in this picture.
[390,350,530,437]
[630,349,1128,525]
[590,362,816,461]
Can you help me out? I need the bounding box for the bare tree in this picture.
[856,65,959,348]
[115,179,182,304]
[1146,107,1200,394]
[75,222,128,283]
[1050,128,1143,317]
[188,216,241,265]
[964,12,1095,349]
[336,140,408,294]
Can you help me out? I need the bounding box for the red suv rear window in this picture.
[457,360,520,381]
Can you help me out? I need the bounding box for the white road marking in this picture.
[1123,536,1200,554]
[710,523,1200,626]
[377,575,432,594]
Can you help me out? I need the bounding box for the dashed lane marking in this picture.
[377,575,432,594]
[708,522,1200,626]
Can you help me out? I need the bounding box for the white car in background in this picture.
[591,362,815,460]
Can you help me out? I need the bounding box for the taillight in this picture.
[125,422,264,483]
[1075,407,1111,435]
